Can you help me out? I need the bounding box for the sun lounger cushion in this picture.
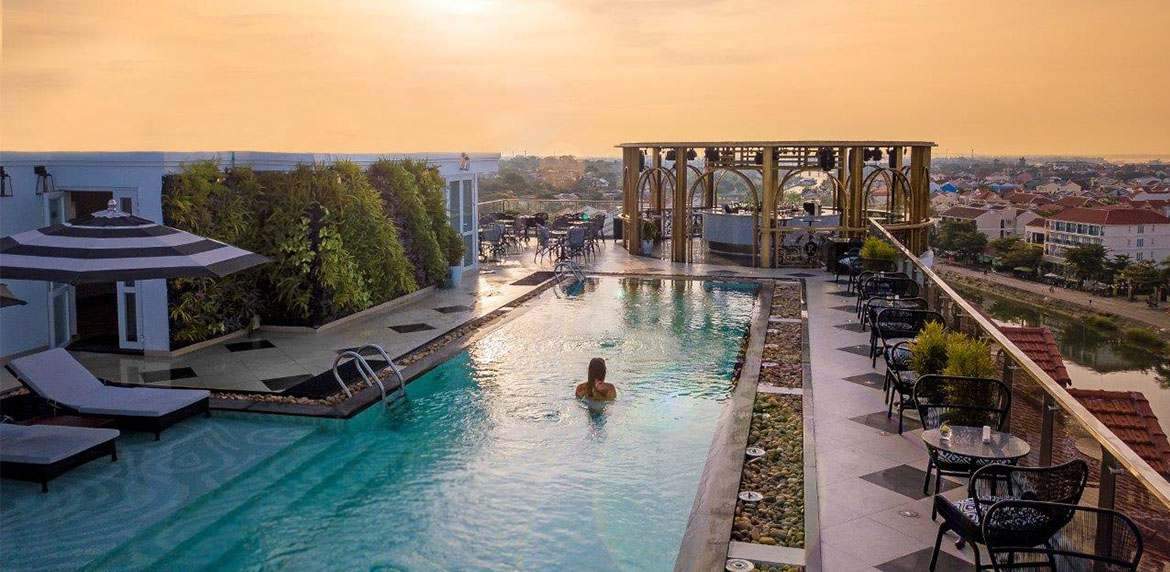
[0,424,120,465]
[8,349,209,418]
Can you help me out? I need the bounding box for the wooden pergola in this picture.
[617,140,936,266]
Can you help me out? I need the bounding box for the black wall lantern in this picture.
[665,150,677,161]
[34,165,54,195]
[704,148,719,162]
[685,149,697,161]
[0,167,11,198]
[816,147,835,171]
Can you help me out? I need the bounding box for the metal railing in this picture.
[868,218,1170,567]
[478,198,621,216]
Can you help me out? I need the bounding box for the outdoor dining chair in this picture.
[565,227,588,260]
[929,461,1090,570]
[982,500,1143,572]
[870,308,944,367]
[914,374,1012,502]
[881,340,917,434]
[855,275,920,320]
[862,295,929,328]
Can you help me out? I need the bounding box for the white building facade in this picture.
[1039,208,1170,264]
[0,151,499,358]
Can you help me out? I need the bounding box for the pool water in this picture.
[6,277,756,571]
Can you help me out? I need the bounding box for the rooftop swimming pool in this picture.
[2,277,757,571]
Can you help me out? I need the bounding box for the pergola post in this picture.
[760,146,776,268]
[623,146,642,254]
[672,147,688,262]
[703,161,715,208]
[908,146,931,254]
[835,146,847,215]
[651,148,663,237]
[890,146,904,221]
[847,147,865,237]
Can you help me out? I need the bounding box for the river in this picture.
[957,286,1170,436]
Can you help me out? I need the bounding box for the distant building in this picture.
[1040,207,1170,263]
[939,205,1021,239]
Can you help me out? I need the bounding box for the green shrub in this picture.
[164,159,430,339]
[1123,327,1167,351]
[367,159,448,286]
[403,159,464,268]
[860,236,898,261]
[1083,314,1119,332]
[164,161,262,344]
[911,321,950,375]
[943,335,998,378]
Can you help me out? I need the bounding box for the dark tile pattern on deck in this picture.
[850,410,923,433]
[877,547,970,571]
[388,323,435,333]
[261,374,312,392]
[837,344,872,357]
[860,464,959,500]
[834,322,869,333]
[225,339,275,352]
[843,373,885,390]
[434,305,474,314]
[140,367,197,384]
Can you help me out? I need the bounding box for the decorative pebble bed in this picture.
[727,280,805,570]
[731,394,804,548]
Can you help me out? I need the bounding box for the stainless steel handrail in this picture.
[330,344,406,402]
[868,217,1170,509]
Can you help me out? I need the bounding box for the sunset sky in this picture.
[3,0,1169,158]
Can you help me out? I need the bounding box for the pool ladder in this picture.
[331,344,406,403]
[554,259,586,284]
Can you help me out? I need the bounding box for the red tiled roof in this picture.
[1066,388,1170,477]
[1025,217,1047,228]
[1000,326,1071,386]
[1049,207,1170,225]
[940,206,988,219]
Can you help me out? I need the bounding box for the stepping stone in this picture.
[388,323,435,333]
[140,367,197,384]
[224,339,275,352]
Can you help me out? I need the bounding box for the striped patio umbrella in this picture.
[0,283,26,308]
[0,200,269,283]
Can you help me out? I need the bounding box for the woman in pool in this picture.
[575,357,616,401]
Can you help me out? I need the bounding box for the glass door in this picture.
[116,280,144,350]
[44,193,74,347]
[448,178,478,269]
[111,190,143,350]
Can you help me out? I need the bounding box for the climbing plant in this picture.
[163,158,445,344]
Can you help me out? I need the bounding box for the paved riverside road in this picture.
[938,263,1170,332]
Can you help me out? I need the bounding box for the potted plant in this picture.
[942,334,997,378]
[640,219,660,256]
[910,321,950,376]
[444,232,466,288]
[859,236,898,271]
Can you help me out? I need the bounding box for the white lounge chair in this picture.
[6,349,210,440]
[0,423,120,492]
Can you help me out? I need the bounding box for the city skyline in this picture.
[3,0,1170,157]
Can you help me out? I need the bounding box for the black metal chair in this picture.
[914,374,1012,503]
[982,500,1143,572]
[862,295,929,328]
[881,340,917,433]
[855,275,920,320]
[928,461,1090,570]
[871,308,944,367]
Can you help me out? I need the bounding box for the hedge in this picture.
[164,159,459,345]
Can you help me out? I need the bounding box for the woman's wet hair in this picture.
[588,358,607,383]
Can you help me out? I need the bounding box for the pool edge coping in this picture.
[673,279,778,571]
